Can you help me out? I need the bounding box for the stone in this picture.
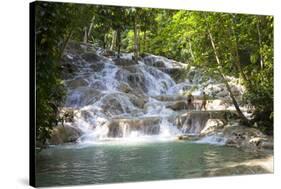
[101,49,116,57]
[90,62,104,72]
[223,125,272,151]
[166,101,187,111]
[200,119,226,135]
[65,87,103,107]
[66,78,88,89]
[117,82,132,93]
[48,125,82,145]
[81,52,103,63]
[113,58,137,66]
[217,90,229,98]
[106,117,161,137]
[177,135,200,141]
[89,80,107,90]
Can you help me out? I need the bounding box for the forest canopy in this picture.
[34,2,273,144]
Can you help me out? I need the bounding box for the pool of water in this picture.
[35,141,272,187]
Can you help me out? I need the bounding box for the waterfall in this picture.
[61,44,245,144]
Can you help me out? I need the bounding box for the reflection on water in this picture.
[36,142,272,187]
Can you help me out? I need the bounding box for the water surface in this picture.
[36,141,271,187]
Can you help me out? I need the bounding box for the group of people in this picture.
[186,92,207,111]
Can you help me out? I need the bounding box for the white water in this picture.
[63,48,245,144]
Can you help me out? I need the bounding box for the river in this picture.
[36,141,271,187]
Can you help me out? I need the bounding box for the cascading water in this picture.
[62,46,245,145]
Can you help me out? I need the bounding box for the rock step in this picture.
[106,117,161,137]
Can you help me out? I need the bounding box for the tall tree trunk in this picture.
[116,28,121,58]
[87,16,95,42]
[103,34,106,49]
[110,30,117,51]
[256,18,264,69]
[143,29,146,53]
[133,15,139,60]
[59,28,73,59]
[83,26,88,43]
[188,38,195,62]
[207,27,249,123]
[230,16,252,87]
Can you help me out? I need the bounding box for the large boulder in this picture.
[200,119,226,135]
[48,125,82,145]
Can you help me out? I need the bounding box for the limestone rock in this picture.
[113,58,137,66]
[81,52,103,63]
[48,125,82,145]
[65,87,103,107]
[166,101,187,111]
[223,125,272,151]
[200,119,226,135]
[90,62,104,72]
[106,117,161,137]
[65,78,88,89]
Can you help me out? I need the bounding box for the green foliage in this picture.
[35,2,70,144]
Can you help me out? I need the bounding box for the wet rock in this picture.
[48,125,82,145]
[106,117,161,137]
[260,141,273,149]
[60,57,79,79]
[113,58,137,66]
[97,93,143,116]
[217,90,229,98]
[101,49,116,57]
[166,101,187,111]
[126,93,147,109]
[90,62,104,72]
[117,82,132,93]
[65,78,88,89]
[200,119,226,135]
[81,52,103,63]
[89,80,107,90]
[65,87,103,107]
[223,125,272,151]
[65,41,95,54]
[176,111,210,134]
[154,95,187,101]
[59,107,77,123]
[177,135,200,141]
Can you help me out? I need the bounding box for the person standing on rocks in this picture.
[200,92,207,111]
[187,93,194,110]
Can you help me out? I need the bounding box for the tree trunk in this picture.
[116,28,121,58]
[83,26,88,43]
[133,15,139,60]
[110,30,117,51]
[256,18,264,69]
[143,29,146,53]
[59,28,73,59]
[87,16,95,42]
[230,16,251,86]
[188,38,195,62]
[207,27,249,123]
